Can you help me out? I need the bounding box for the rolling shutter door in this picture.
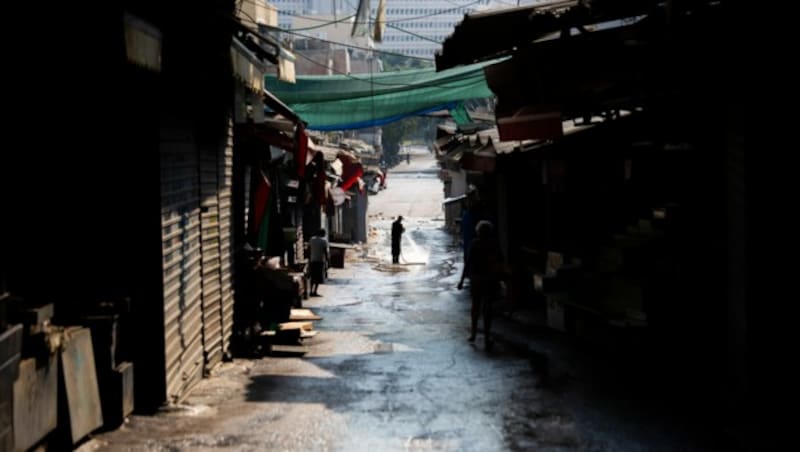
[200,143,223,373]
[160,124,204,403]
[219,122,235,355]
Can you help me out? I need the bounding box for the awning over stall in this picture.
[232,37,266,92]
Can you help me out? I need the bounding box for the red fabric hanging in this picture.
[338,151,363,192]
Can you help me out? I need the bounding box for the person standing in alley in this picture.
[458,220,505,350]
[308,229,329,296]
[391,216,405,264]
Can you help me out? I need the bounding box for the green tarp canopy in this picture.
[264,59,501,130]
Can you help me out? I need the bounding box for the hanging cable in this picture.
[238,15,434,62]
[283,51,476,90]
[386,24,443,44]
[285,14,357,32]
[237,0,483,25]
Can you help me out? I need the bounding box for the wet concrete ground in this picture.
[86,150,725,451]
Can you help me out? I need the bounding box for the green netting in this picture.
[264,59,501,130]
[449,101,472,125]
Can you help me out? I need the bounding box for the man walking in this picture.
[457,220,506,350]
[391,216,405,264]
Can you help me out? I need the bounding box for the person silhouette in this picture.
[391,216,405,264]
[457,220,505,350]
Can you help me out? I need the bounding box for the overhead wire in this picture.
[237,0,483,25]
[236,0,484,58]
[280,50,486,91]
[235,7,492,91]
[237,15,434,62]
[360,0,484,24]
[385,23,443,44]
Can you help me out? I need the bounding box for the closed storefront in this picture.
[200,140,224,373]
[219,125,235,361]
[160,122,204,402]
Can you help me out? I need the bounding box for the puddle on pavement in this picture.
[159,404,217,417]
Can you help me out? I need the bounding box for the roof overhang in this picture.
[232,36,267,92]
[481,17,651,138]
[235,122,294,152]
[435,0,656,71]
[436,1,577,71]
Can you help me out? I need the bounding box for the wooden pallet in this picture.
[260,320,318,336]
[278,321,314,331]
[268,344,309,354]
[289,309,322,321]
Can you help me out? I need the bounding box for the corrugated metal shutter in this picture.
[219,122,235,355]
[160,125,204,403]
[200,141,223,374]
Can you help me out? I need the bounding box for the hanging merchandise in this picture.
[337,151,363,192]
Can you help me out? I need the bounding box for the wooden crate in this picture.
[13,355,58,451]
[59,327,103,444]
[1,324,24,452]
